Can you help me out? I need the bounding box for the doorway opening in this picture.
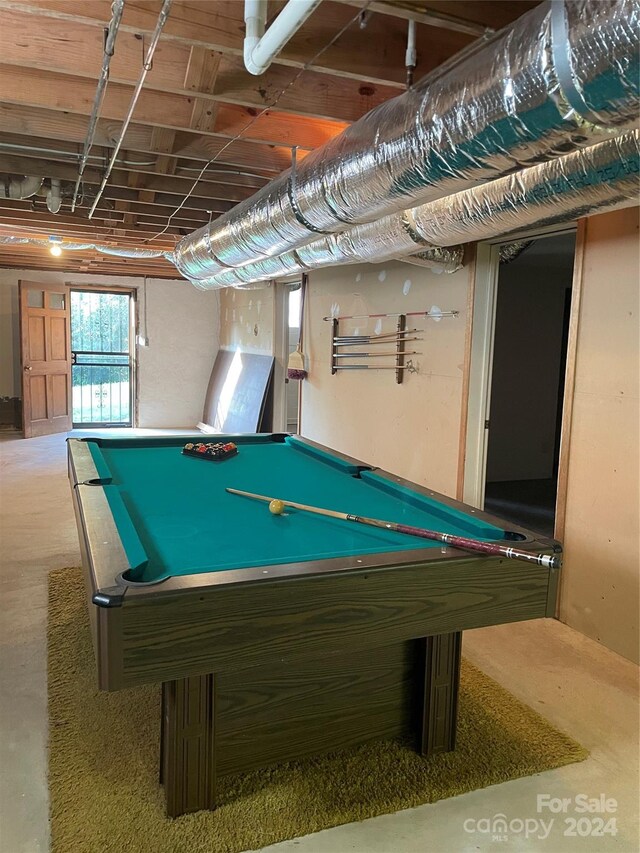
[69,289,135,427]
[285,286,302,433]
[483,232,576,536]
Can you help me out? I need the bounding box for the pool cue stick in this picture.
[226,488,562,570]
[334,337,423,347]
[334,365,415,370]
[334,329,421,341]
[334,351,422,358]
[334,330,420,339]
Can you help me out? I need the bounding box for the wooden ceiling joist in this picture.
[0,200,182,240]
[0,8,422,123]
[0,0,481,87]
[0,0,537,276]
[0,152,256,206]
[0,103,300,172]
[336,0,538,33]
[0,206,208,235]
[0,133,275,188]
[0,64,349,151]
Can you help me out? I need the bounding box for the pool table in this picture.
[67,433,561,817]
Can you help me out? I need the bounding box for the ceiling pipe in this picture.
[244,0,323,76]
[46,179,62,214]
[405,18,417,89]
[0,175,43,200]
[188,130,640,288]
[71,0,125,212]
[88,0,173,219]
[173,0,639,285]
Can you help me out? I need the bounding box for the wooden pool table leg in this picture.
[159,682,165,785]
[161,673,217,817]
[420,631,462,756]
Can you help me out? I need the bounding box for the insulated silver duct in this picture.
[403,130,640,247]
[190,129,639,288]
[174,0,639,285]
[0,235,173,259]
[0,175,43,200]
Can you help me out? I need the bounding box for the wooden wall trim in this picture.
[66,284,138,295]
[456,245,477,501]
[553,218,587,612]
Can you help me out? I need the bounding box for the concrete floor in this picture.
[1,431,638,853]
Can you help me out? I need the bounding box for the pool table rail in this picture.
[67,436,561,605]
[93,553,552,691]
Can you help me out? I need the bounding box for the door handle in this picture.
[24,365,32,372]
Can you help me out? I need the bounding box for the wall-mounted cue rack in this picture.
[323,308,458,384]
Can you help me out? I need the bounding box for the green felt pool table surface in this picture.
[83,434,507,585]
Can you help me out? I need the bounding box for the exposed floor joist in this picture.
[0,0,539,277]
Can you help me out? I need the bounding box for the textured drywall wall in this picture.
[300,260,472,498]
[0,272,21,399]
[0,269,219,428]
[558,207,640,663]
[218,285,275,355]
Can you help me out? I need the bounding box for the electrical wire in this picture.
[146,1,372,242]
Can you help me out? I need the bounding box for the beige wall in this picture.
[218,285,275,355]
[0,269,219,428]
[558,207,639,663]
[0,273,21,399]
[301,260,472,497]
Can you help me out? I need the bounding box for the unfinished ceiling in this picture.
[0,0,538,277]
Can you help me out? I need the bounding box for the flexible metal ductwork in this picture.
[0,175,43,200]
[187,130,640,288]
[402,131,640,247]
[173,0,639,286]
[0,235,173,259]
[46,179,62,214]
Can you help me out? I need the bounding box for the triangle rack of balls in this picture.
[182,441,238,461]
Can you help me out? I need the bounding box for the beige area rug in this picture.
[49,567,587,852]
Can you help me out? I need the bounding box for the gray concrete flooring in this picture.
[0,431,638,853]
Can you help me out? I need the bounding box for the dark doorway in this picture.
[484,232,576,537]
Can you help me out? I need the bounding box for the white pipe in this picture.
[46,178,62,214]
[0,175,43,200]
[405,19,417,69]
[405,19,417,87]
[244,0,322,76]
